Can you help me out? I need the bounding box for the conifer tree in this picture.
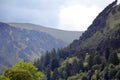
[108,52,119,65]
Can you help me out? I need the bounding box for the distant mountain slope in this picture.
[9,23,83,44]
[0,22,66,74]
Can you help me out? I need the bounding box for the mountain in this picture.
[0,22,83,74]
[0,22,75,74]
[35,1,120,80]
[9,23,83,44]
[71,0,119,51]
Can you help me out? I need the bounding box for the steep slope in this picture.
[9,23,83,44]
[0,22,66,74]
[35,1,120,80]
[71,0,119,51]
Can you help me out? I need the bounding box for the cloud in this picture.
[0,0,119,31]
[57,0,119,31]
[0,0,61,27]
[58,4,101,31]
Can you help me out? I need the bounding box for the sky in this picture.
[0,0,119,31]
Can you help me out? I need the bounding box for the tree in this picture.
[50,49,60,71]
[44,51,51,67]
[34,58,43,71]
[4,69,33,80]
[108,52,119,65]
[52,69,59,80]
[51,58,59,71]
[105,48,110,62]
[115,70,120,79]
[4,62,46,80]
[0,76,10,80]
[71,59,79,75]
[78,59,84,71]
[65,62,72,77]
[94,54,101,65]
[45,65,51,80]
[88,55,94,69]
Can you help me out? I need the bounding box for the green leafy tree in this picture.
[4,69,33,80]
[4,62,46,80]
[0,76,10,80]
[107,64,117,79]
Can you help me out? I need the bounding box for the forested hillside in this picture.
[34,1,120,80]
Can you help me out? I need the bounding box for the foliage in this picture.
[34,49,120,80]
[0,76,9,80]
[67,73,87,80]
[0,62,46,80]
[4,68,33,80]
[108,52,119,65]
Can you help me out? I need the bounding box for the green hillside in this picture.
[34,1,120,80]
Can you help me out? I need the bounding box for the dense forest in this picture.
[34,48,120,80]
[0,0,120,80]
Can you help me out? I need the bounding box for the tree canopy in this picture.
[0,62,46,80]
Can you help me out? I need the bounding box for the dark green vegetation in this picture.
[34,1,120,80]
[0,62,46,80]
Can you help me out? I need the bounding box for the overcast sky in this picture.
[0,0,119,31]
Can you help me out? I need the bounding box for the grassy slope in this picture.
[79,4,120,49]
[9,23,83,44]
